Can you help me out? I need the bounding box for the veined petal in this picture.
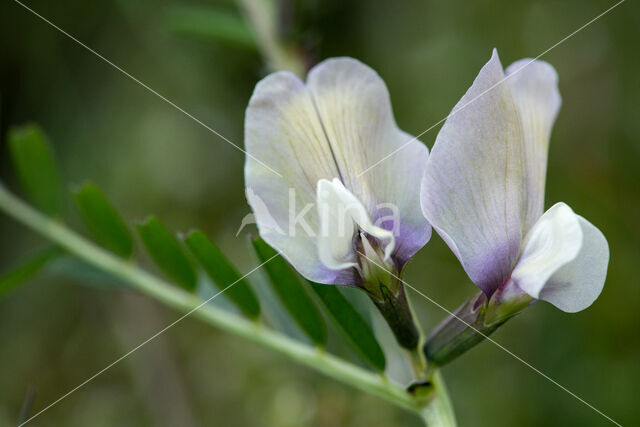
[541,216,609,312]
[317,178,395,270]
[421,49,526,295]
[244,72,356,285]
[307,58,431,267]
[511,203,582,301]
[505,59,562,232]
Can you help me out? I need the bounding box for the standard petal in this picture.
[539,215,609,313]
[421,49,527,295]
[505,59,562,232]
[511,203,583,301]
[306,57,431,267]
[244,71,357,285]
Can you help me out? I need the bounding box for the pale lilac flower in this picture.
[421,49,609,314]
[244,58,431,289]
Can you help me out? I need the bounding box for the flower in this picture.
[244,58,431,292]
[421,49,609,315]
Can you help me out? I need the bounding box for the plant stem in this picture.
[418,371,457,427]
[0,184,456,425]
[236,0,304,75]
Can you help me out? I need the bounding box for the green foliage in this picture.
[137,216,196,292]
[0,247,63,299]
[8,124,63,216]
[166,6,256,49]
[185,230,260,319]
[73,182,134,258]
[252,237,327,346]
[309,282,386,371]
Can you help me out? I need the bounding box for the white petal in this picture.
[307,58,431,267]
[539,215,609,313]
[511,203,583,301]
[505,59,562,232]
[421,49,527,295]
[316,179,358,270]
[317,178,395,270]
[244,71,352,284]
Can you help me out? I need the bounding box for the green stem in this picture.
[419,371,457,427]
[0,184,456,425]
[236,0,304,75]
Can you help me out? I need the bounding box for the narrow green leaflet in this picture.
[8,124,63,216]
[252,237,327,346]
[185,230,260,319]
[137,216,196,292]
[166,6,256,49]
[309,282,386,371]
[73,182,133,258]
[0,247,63,299]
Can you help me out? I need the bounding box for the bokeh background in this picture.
[1,0,638,425]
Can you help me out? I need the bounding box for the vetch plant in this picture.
[421,50,610,365]
[0,50,612,427]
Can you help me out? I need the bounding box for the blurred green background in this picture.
[1,0,638,425]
